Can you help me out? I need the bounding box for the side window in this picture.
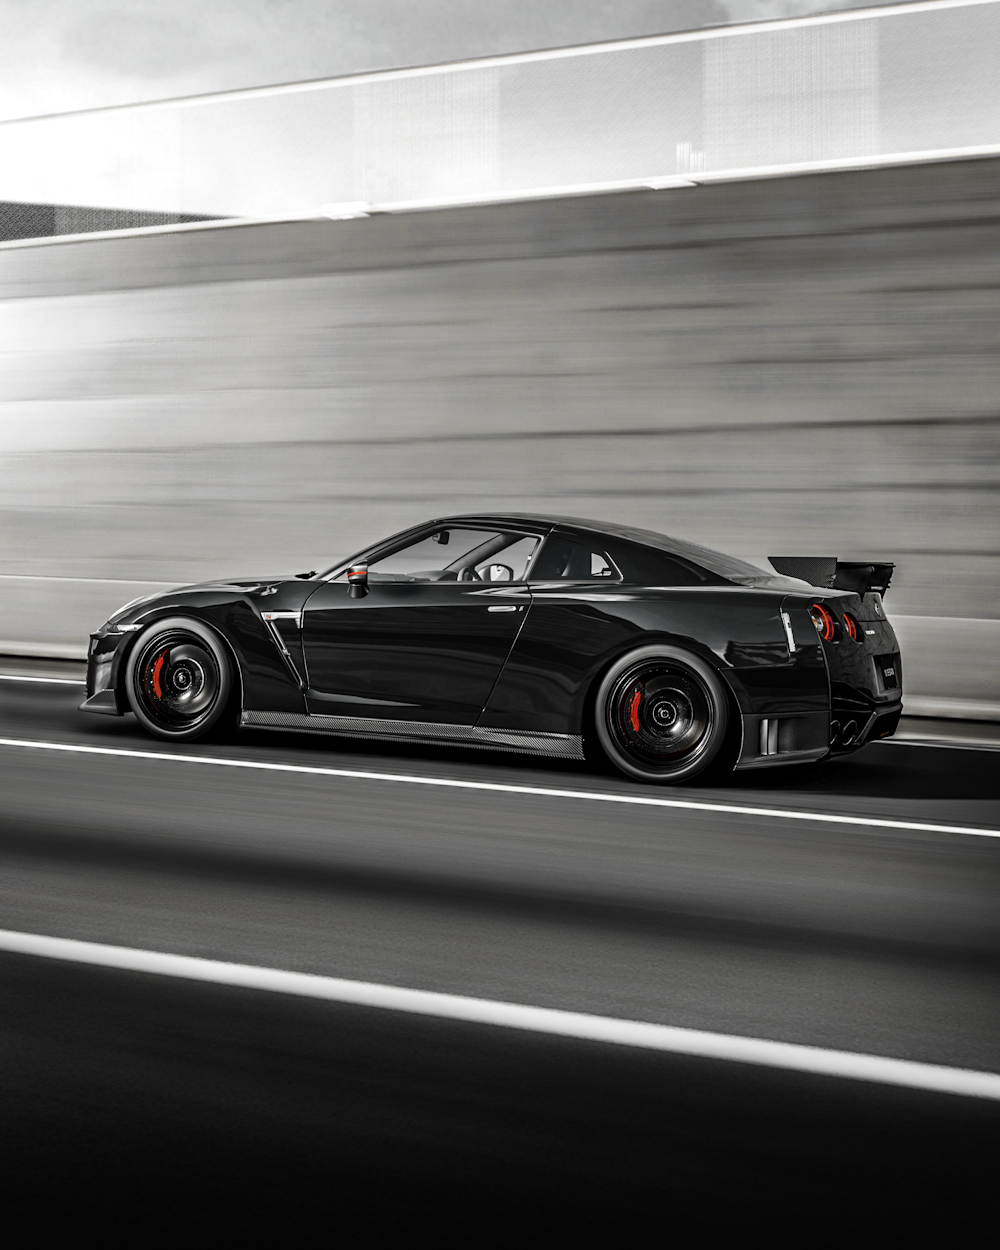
[366,529,504,582]
[604,540,709,586]
[529,535,710,585]
[474,534,539,582]
[529,536,622,582]
[346,529,540,584]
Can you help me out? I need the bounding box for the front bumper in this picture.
[79,689,121,716]
[78,630,130,716]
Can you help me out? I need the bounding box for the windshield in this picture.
[329,527,540,583]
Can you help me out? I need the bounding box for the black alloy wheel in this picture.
[125,617,236,742]
[593,645,731,783]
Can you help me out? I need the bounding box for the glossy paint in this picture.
[479,585,829,735]
[80,513,903,767]
[302,579,529,724]
[807,589,902,754]
[85,581,315,715]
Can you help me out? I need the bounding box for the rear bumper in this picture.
[735,710,830,770]
[734,699,902,770]
[828,694,902,754]
[865,701,903,742]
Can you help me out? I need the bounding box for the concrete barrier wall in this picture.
[1,157,998,712]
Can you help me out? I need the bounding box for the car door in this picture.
[479,530,717,735]
[301,526,539,725]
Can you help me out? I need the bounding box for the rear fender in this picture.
[482,589,828,737]
[578,634,749,768]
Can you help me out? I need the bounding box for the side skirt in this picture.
[240,710,585,760]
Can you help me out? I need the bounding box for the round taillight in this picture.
[810,603,836,642]
[843,612,859,642]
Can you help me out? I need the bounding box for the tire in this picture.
[593,645,731,784]
[125,617,238,742]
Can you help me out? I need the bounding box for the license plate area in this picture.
[875,653,900,692]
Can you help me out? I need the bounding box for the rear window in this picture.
[604,526,769,583]
[530,534,713,585]
[530,536,619,581]
[606,539,713,585]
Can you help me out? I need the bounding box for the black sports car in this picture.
[80,514,902,784]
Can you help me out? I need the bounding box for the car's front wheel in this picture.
[125,617,237,742]
[593,645,732,784]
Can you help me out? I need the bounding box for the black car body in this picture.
[81,514,902,783]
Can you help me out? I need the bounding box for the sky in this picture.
[0,0,907,122]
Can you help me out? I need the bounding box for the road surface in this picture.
[1,674,997,1235]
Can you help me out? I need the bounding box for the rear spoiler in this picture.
[768,556,894,596]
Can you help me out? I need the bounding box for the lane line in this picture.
[1,927,997,1101]
[0,674,83,685]
[878,737,1000,753]
[0,735,997,839]
[0,575,177,585]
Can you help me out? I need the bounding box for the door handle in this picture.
[487,605,519,613]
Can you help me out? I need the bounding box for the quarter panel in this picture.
[480,586,829,736]
[800,589,903,742]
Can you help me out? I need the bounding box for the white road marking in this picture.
[0,927,997,1101]
[0,674,83,685]
[0,574,176,584]
[0,736,997,839]
[877,737,1000,753]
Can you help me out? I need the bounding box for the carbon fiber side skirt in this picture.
[240,710,585,759]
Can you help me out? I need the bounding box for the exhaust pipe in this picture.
[841,720,858,747]
[830,720,841,747]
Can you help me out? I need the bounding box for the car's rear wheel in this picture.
[593,645,731,784]
[125,617,237,742]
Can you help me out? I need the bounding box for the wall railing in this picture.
[0,0,998,227]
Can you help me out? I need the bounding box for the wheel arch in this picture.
[579,632,747,765]
[579,631,749,730]
[114,606,246,716]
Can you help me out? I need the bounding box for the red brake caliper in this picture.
[628,688,642,733]
[150,649,168,700]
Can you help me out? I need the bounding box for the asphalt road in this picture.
[1,677,998,1234]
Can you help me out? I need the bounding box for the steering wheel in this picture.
[456,565,483,582]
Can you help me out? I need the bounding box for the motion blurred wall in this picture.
[1,157,998,715]
[1,0,998,716]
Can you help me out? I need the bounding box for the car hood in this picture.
[103,575,316,629]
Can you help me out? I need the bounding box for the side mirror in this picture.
[347,562,369,598]
[487,564,514,582]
